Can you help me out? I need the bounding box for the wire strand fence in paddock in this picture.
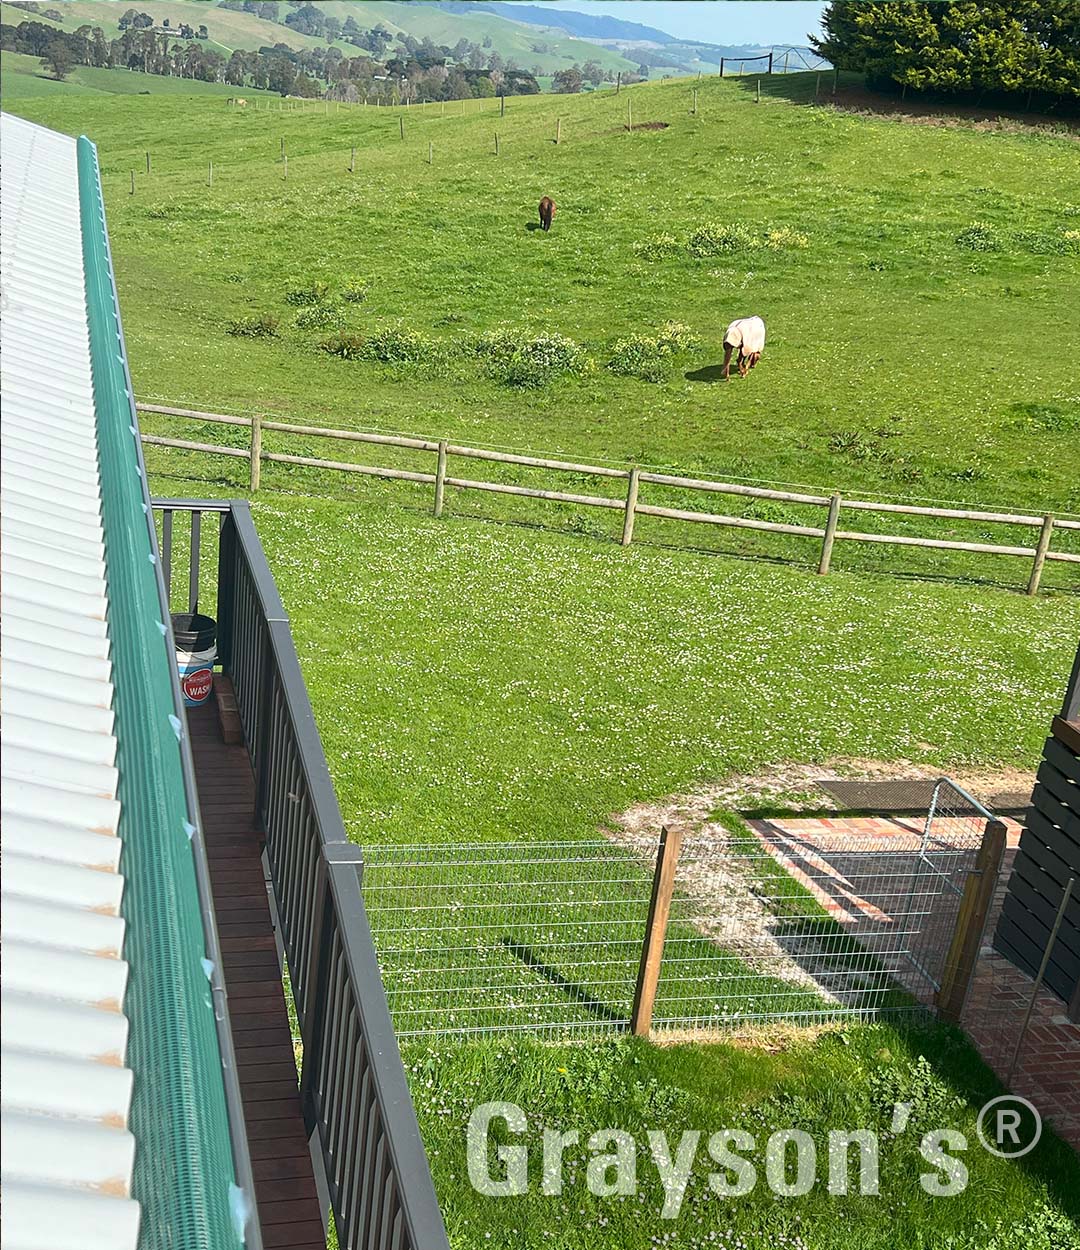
[361,782,995,1039]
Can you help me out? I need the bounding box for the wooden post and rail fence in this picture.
[136,402,1080,595]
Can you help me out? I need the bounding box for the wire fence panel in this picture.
[362,783,993,1040]
[362,841,655,1038]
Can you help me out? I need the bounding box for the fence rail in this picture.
[140,403,1079,594]
[152,500,450,1250]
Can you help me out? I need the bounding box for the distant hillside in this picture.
[0,1,643,74]
[437,2,676,45]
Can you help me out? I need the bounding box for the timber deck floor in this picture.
[188,698,327,1250]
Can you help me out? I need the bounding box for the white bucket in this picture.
[176,645,216,706]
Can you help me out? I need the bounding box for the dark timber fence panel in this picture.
[153,499,451,1250]
[994,647,1080,1008]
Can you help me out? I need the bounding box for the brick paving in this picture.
[746,817,1078,1151]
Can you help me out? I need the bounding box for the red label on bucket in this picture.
[182,668,213,703]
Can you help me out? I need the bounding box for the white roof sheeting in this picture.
[1,112,141,1248]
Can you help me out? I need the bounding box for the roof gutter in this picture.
[77,134,262,1250]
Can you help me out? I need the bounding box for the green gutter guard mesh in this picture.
[78,136,244,1250]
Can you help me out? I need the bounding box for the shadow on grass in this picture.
[685,363,730,383]
[500,938,626,1024]
[729,68,1080,128]
[145,468,1079,601]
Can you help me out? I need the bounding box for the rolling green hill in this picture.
[1,0,641,74]
[0,48,279,95]
[6,70,1077,562]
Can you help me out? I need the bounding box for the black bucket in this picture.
[171,612,217,653]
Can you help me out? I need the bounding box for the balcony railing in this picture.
[153,498,451,1250]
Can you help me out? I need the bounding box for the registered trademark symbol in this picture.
[976,1095,1042,1159]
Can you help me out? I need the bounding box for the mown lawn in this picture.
[404,1023,1080,1250]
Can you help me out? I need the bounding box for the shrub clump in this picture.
[361,324,440,364]
[607,321,700,382]
[633,232,681,261]
[227,314,278,338]
[477,330,591,389]
[687,222,758,257]
[320,332,366,360]
[294,301,347,332]
[764,226,809,250]
[284,281,331,306]
[954,222,1001,252]
[339,276,368,303]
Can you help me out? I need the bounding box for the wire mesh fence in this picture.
[361,781,994,1040]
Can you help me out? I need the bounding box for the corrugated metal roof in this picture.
[1,111,141,1249]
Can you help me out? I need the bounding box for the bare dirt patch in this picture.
[606,757,1034,842]
[612,121,669,133]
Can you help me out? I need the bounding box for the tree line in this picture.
[1,17,543,98]
[813,1,1079,108]
[2,13,641,100]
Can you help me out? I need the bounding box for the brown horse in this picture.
[538,196,556,232]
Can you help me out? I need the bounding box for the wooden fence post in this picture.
[208,160,213,187]
[937,819,1007,1024]
[719,59,724,78]
[556,117,561,144]
[428,140,433,165]
[249,413,263,492]
[692,88,698,115]
[283,155,288,180]
[627,98,632,132]
[755,78,761,103]
[621,468,640,547]
[350,146,356,173]
[145,151,151,174]
[1027,514,1055,595]
[818,492,842,574]
[399,115,405,140]
[768,51,774,75]
[494,131,500,155]
[434,440,448,517]
[616,71,621,94]
[631,825,684,1037]
[130,170,135,195]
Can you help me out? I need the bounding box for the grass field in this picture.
[9,73,1080,1249]
[148,487,1071,846]
[403,1024,1080,1249]
[7,71,1078,585]
[0,50,282,97]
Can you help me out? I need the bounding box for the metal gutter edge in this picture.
[77,135,262,1250]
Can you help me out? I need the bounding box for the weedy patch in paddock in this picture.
[225,313,278,338]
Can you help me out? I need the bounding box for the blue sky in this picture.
[527,2,827,46]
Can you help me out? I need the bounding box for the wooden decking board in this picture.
[187,700,326,1244]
